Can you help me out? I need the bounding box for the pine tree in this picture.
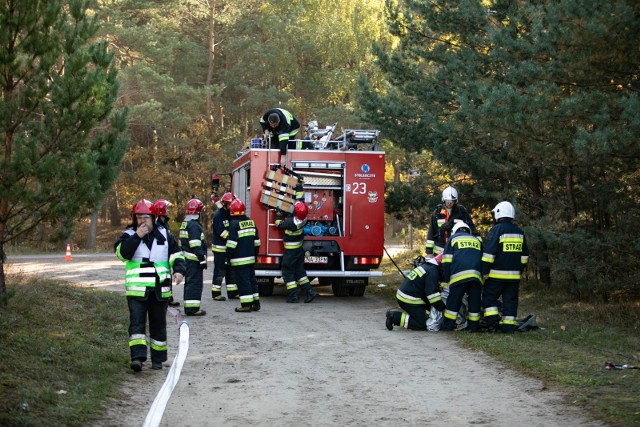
[0,0,128,304]
[359,0,640,292]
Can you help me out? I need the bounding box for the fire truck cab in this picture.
[228,126,385,297]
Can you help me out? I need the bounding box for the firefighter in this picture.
[115,199,185,371]
[152,199,180,307]
[441,222,483,332]
[260,108,300,166]
[425,186,480,257]
[226,199,261,312]
[481,201,529,333]
[276,201,318,304]
[211,192,238,301]
[152,199,173,229]
[386,254,446,331]
[179,198,208,316]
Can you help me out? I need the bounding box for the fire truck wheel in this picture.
[349,285,366,297]
[331,279,350,297]
[257,277,275,296]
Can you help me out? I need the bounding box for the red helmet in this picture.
[230,199,246,216]
[152,199,172,216]
[293,201,308,221]
[133,199,153,215]
[185,198,205,215]
[220,192,235,205]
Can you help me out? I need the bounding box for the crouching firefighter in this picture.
[441,222,483,332]
[226,199,262,312]
[276,201,318,304]
[115,199,186,372]
[386,254,445,331]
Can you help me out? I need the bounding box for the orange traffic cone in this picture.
[65,243,73,261]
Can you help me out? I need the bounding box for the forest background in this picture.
[1,0,639,303]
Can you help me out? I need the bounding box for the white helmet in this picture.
[492,201,515,220]
[442,186,458,203]
[451,222,470,234]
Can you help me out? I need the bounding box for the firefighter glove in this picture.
[200,260,207,270]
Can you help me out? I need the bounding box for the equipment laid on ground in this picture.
[218,122,385,297]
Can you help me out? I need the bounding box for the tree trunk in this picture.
[109,190,121,227]
[528,167,552,286]
[86,206,99,251]
[205,0,216,140]
[565,167,577,230]
[392,158,402,236]
[0,243,6,306]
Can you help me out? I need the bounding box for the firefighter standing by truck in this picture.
[425,186,480,257]
[179,198,208,316]
[481,201,529,333]
[226,199,262,312]
[260,108,300,166]
[385,254,445,331]
[211,192,238,301]
[276,201,318,304]
[441,222,483,332]
[152,199,180,307]
[115,199,186,371]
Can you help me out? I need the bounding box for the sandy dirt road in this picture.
[7,253,604,427]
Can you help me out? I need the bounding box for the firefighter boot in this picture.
[385,310,395,331]
[251,300,261,311]
[301,283,318,303]
[286,288,299,303]
[130,359,143,372]
[235,304,252,313]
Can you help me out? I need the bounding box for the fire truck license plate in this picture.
[305,256,328,264]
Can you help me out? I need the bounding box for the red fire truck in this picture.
[222,125,385,297]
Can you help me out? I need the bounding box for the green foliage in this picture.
[0,278,129,427]
[97,0,392,219]
[0,0,128,249]
[360,0,640,293]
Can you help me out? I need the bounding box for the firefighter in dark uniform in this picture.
[179,198,208,316]
[276,201,318,304]
[152,199,180,307]
[115,199,186,371]
[481,201,529,333]
[425,186,480,257]
[441,222,483,331]
[385,254,446,331]
[260,108,300,166]
[226,199,261,312]
[211,192,238,301]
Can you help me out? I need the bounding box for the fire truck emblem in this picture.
[361,164,370,173]
[368,191,378,203]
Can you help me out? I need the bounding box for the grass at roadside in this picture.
[0,277,129,427]
[371,248,640,427]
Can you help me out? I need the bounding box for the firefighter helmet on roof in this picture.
[152,199,172,217]
[293,201,308,221]
[492,201,515,220]
[230,199,245,216]
[133,199,153,216]
[451,222,470,234]
[185,198,205,215]
[442,186,458,203]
